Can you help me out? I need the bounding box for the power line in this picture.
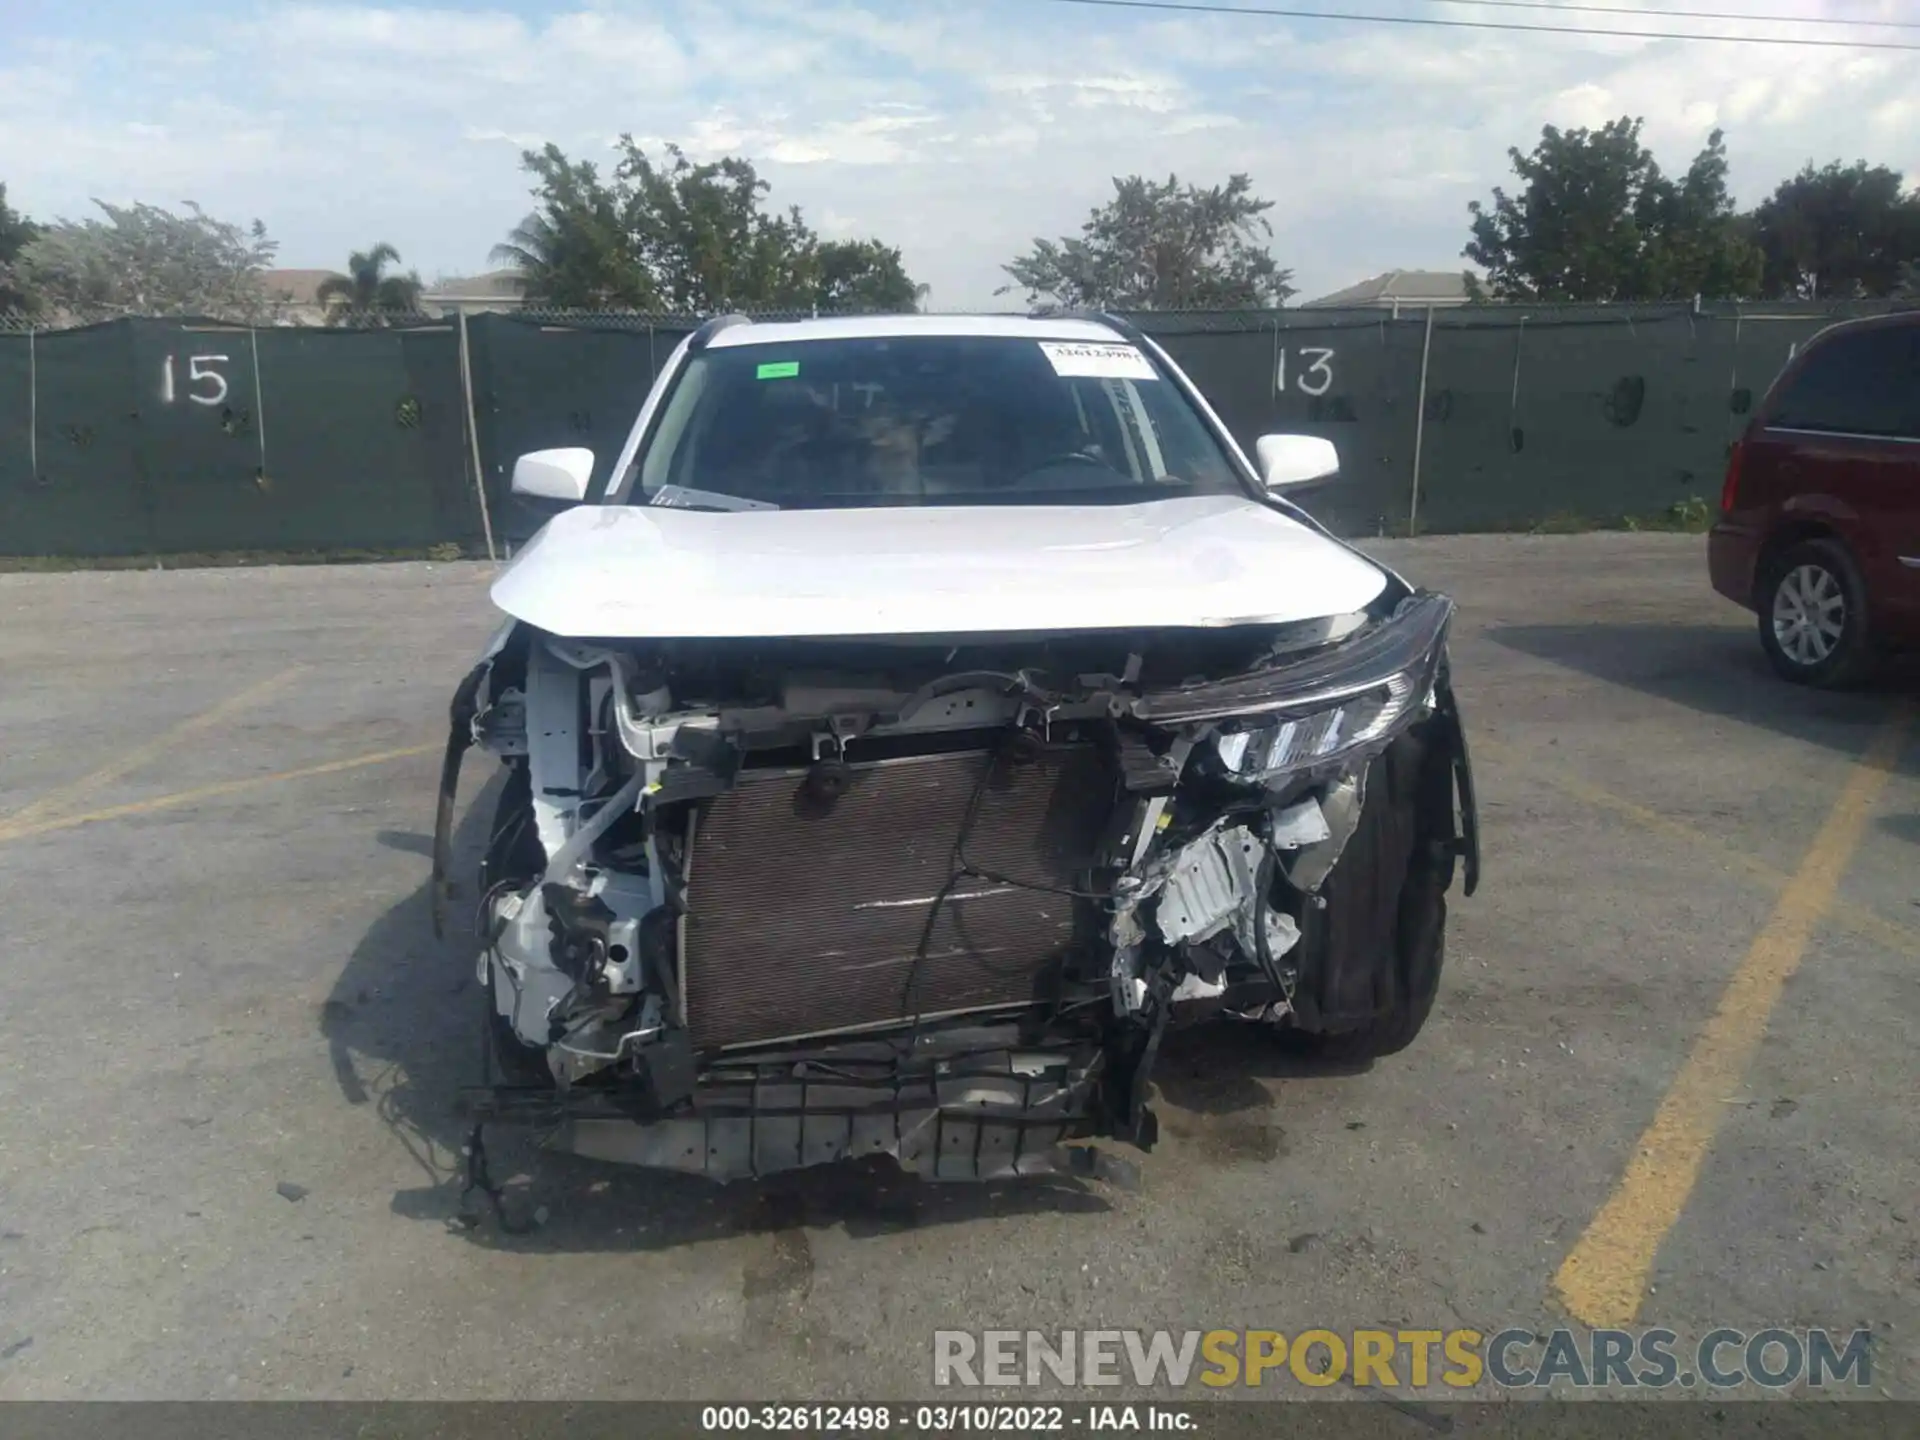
[1033,0,1920,49]
[1460,0,1920,30]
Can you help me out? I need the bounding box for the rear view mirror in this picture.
[1255,434,1340,491]
[511,447,595,504]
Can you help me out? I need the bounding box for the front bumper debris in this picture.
[462,1039,1108,1183]
[444,585,1479,1183]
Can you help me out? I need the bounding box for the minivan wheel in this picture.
[1758,539,1875,688]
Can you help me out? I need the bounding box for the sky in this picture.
[1,0,1916,307]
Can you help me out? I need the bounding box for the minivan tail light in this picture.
[1720,439,1745,514]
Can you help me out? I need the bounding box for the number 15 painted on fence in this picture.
[1276,347,1335,397]
[160,354,231,407]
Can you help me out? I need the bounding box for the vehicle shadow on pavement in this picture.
[1147,1023,1370,1164]
[1156,1022,1370,1102]
[1487,622,1920,760]
[1874,812,1920,846]
[323,767,1114,1254]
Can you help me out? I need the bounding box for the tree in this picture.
[619,142,819,310]
[494,138,921,312]
[315,242,423,321]
[15,200,278,324]
[1001,174,1294,310]
[0,183,36,313]
[1465,118,1760,301]
[1748,161,1920,300]
[492,145,654,308]
[808,239,919,312]
[1635,129,1764,301]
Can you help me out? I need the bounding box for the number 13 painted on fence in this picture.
[1276,347,1335,397]
[160,354,231,407]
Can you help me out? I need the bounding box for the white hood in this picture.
[490,495,1389,640]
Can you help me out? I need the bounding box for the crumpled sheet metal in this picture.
[1154,825,1265,945]
[1150,823,1301,961]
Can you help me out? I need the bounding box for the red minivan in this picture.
[1710,311,1920,686]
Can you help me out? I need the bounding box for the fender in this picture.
[1438,673,1481,897]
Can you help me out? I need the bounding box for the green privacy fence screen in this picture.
[0,302,1911,558]
[0,317,473,556]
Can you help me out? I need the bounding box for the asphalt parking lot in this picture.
[0,532,1914,1403]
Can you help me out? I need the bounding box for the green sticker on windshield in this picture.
[756,360,800,380]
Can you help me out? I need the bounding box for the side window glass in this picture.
[1770,328,1918,439]
[1897,331,1920,441]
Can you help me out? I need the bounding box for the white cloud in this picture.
[1553,83,1618,131]
[463,126,543,149]
[0,0,1915,303]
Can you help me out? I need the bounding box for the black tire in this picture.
[1293,867,1448,1064]
[1757,538,1876,688]
[481,763,552,1087]
[1281,730,1456,1065]
[481,762,542,893]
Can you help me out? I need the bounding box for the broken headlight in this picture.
[1135,592,1454,779]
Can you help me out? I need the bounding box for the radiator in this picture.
[682,744,1113,1051]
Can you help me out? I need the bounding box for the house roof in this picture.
[1300,270,1474,308]
[261,269,337,306]
[421,269,527,300]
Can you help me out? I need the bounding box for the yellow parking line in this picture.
[1552,705,1911,1327]
[0,665,308,828]
[0,743,437,846]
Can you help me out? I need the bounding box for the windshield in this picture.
[632,334,1249,509]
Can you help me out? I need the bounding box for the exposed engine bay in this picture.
[433,585,1479,1184]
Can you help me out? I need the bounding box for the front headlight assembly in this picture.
[1133,592,1454,784]
[1212,670,1423,780]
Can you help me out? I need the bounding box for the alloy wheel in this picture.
[1771,562,1845,667]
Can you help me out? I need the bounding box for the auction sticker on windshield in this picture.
[1038,342,1158,380]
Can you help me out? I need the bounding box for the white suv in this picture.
[433,312,1479,1184]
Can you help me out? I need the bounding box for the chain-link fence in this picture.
[2,300,1915,558]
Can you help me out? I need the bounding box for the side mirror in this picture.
[1255,434,1339,491]
[511,447,595,504]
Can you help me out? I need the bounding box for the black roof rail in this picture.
[688,314,753,350]
[1088,310,1148,344]
[1025,305,1144,343]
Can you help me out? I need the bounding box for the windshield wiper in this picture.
[1001,453,1132,490]
[648,485,780,513]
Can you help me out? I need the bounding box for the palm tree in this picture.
[490,209,657,310]
[317,242,423,323]
[490,214,564,303]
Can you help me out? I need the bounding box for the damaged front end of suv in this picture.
[433,587,1478,1184]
